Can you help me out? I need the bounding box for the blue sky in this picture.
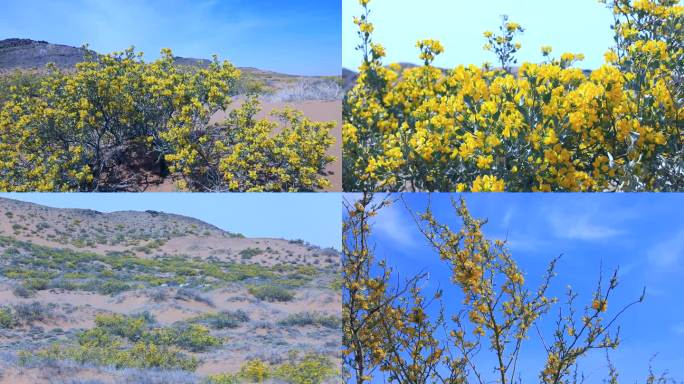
[0,0,340,76]
[343,0,615,70]
[0,193,341,249]
[345,193,684,382]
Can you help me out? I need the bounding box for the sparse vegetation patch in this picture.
[247,284,295,302]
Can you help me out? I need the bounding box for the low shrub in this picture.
[213,353,337,384]
[273,353,337,384]
[97,280,132,295]
[175,288,215,307]
[13,301,52,324]
[170,324,221,352]
[193,310,249,329]
[0,307,15,329]
[94,313,220,352]
[48,278,81,291]
[23,278,49,291]
[0,303,53,328]
[147,288,170,302]
[239,248,263,260]
[0,48,334,192]
[248,285,294,302]
[12,284,34,298]
[78,327,114,347]
[94,313,150,341]
[22,312,217,371]
[328,277,343,291]
[206,373,240,384]
[0,236,313,296]
[239,359,271,382]
[29,342,199,371]
[277,312,340,329]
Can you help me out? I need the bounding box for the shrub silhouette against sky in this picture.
[343,192,684,383]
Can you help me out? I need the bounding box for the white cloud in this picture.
[548,209,623,241]
[648,228,684,269]
[372,200,418,249]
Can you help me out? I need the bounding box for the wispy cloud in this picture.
[547,206,624,241]
[673,322,684,336]
[373,200,419,249]
[648,228,684,269]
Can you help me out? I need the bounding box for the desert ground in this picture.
[0,198,342,383]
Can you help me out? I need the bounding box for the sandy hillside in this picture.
[0,198,342,384]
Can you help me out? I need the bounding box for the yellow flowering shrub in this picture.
[209,353,336,384]
[0,47,334,191]
[343,0,683,191]
[272,352,338,384]
[343,194,647,383]
[240,359,271,382]
[169,98,335,192]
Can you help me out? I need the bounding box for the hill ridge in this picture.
[0,197,338,268]
[0,38,319,78]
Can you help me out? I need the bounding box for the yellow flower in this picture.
[505,22,521,32]
[604,50,618,63]
[476,155,494,169]
[561,52,576,62]
[592,299,608,312]
[471,175,505,192]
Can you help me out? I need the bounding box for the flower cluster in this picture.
[483,15,525,72]
[0,48,334,191]
[344,0,683,191]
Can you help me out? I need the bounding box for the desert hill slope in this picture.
[0,197,341,383]
[0,197,338,268]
